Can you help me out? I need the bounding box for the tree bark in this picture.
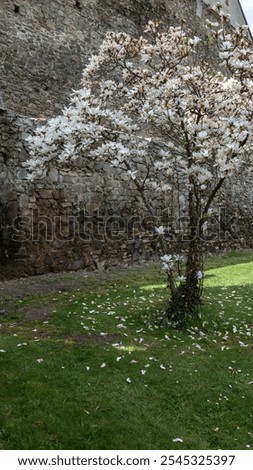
[166,186,203,324]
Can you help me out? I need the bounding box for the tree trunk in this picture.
[165,237,202,325]
[165,187,203,325]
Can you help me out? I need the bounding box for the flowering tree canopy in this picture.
[26,4,253,324]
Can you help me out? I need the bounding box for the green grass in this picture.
[1,252,253,449]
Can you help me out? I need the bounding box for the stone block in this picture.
[70,259,84,270]
[40,190,53,199]
[17,167,29,179]
[5,190,16,201]
[49,167,59,182]
[52,190,61,200]
[19,194,29,209]
[7,201,18,220]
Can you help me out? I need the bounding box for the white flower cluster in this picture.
[25,17,253,235]
[161,254,184,272]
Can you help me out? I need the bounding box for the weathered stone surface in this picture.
[0,0,240,118]
[0,0,251,279]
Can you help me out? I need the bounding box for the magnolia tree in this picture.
[25,5,253,324]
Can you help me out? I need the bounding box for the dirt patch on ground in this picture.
[0,270,91,300]
[0,262,154,321]
[0,269,94,320]
[69,332,122,345]
[24,305,55,321]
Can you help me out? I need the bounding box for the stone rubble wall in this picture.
[0,0,251,279]
[1,109,253,280]
[0,0,222,118]
[0,110,163,279]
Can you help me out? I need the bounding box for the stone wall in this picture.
[1,108,253,280]
[0,0,251,279]
[0,0,225,118]
[0,110,163,279]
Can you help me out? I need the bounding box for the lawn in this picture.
[0,251,253,450]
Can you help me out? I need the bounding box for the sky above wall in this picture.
[240,0,253,33]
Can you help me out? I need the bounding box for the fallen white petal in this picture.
[239,341,248,348]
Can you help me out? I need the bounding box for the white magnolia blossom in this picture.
[155,226,166,236]
[127,170,137,180]
[177,275,186,282]
[161,255,174,264]
[196,271,204,280]
[25,13,253,295]
[26,19,253,189]
[161,254,184,273]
